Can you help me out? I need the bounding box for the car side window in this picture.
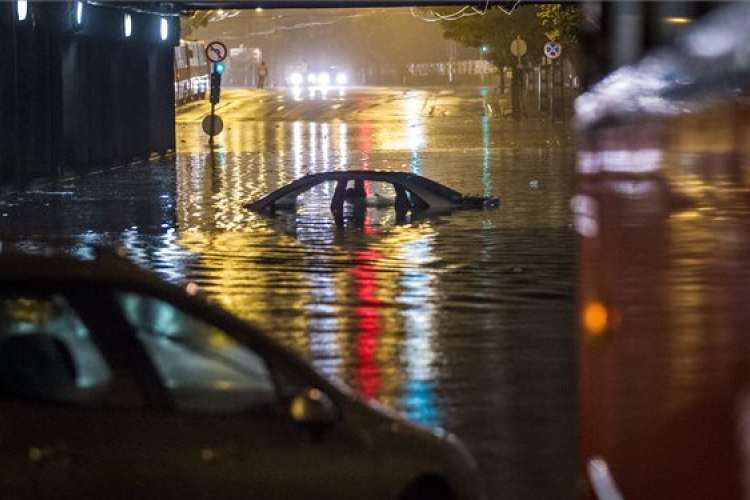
[0,291,135,406]
[115,292,279,414]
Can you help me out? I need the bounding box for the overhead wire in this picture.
[410,0,521,22]
[496,0,522,16]
[208,8,395,38]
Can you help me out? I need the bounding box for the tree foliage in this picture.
[181,11,214,38]
[424,4,580,68]
[536,4,581,48]
[188,9,447,70]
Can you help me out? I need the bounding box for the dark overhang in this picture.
[108,0,535,14]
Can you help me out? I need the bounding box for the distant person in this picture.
[257,61,268,89]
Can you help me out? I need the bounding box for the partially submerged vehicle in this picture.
[246,171,500,220]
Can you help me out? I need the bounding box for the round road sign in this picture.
[202,114,224,136]
[205,41,228,63]
[510,38,527,58]
[544,41,563,60]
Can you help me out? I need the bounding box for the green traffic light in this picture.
[481,45,488,53]
[214,63,226,74]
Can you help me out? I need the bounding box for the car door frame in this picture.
[92,279,382,500]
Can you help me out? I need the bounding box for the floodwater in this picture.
[0,87,577,500]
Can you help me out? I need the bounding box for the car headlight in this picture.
[290,72,303,86]
[307,73,317,84]
[318,72,331,86]
[335,72,348,85]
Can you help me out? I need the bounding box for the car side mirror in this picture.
[289,388,337,427]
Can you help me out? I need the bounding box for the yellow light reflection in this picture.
[583,301,608,338]
[309,122,317,172]
[207,331,237,349]
[293,121,303,178]
[322,123,330,170]
[665,16,692,25]
[338,123,348,170]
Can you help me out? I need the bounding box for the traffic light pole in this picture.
[208,62,223,146]
[209,102,216,146]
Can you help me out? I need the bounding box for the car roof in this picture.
[0,247,180,293]
[0,246,351,396]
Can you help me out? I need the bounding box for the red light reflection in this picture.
[353,249,384,400]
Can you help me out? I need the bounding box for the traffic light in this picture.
[210,65,223,104]
[481,45,489,53]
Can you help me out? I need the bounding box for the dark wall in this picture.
[580,1,722,88]
[0,2,179,190]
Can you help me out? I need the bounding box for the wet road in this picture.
[0,86,577,500]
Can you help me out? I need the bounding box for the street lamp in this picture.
[76,1,84,26]
[160,17,169,41]
[123,13,132,38]
[16,0,28,21]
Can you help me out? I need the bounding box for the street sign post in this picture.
[202,114,224,136]
[510,37,527,63]
[203,42,227,146]
[542,42,565,122]
[202,114,224,144]
[205,41,228,63]
[509,37,527,121]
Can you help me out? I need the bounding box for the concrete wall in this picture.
[0,2,178,191]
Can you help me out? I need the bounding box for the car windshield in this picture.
[0,291,112,399]
[115,292,277,413]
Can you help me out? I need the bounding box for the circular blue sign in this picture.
[544,41,562,59]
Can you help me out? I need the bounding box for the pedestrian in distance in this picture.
[257,61,268,89]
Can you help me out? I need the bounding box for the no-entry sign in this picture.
[205,41,228,63]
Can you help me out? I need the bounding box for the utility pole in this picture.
[509,36,527,121]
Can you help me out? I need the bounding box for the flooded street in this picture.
[0,87,577,500]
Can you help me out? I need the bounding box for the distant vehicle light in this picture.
[290,72,303,86]
[307,73,317,84]
[335,72,348,85]
[318,72,331,86]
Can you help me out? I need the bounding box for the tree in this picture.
[422,5,547,68]
[181,11,215,38]
[424,4,581,69]
[536,4,582,75]
[536,4,581,49]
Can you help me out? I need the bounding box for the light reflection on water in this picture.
[169,113,575,440]
[0,89,577,500]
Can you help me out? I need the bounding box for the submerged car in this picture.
[0,248,483,500]
[246,170,501,218]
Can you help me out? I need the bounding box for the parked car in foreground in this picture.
[0,248,483,500]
